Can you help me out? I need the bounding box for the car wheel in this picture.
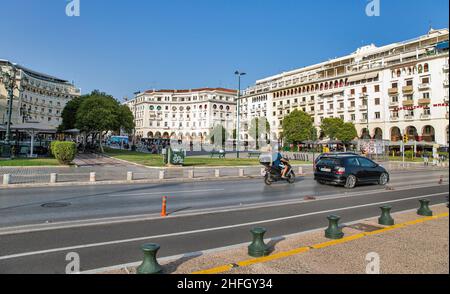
[317,180,326,185]
[345,175,357,189]
[378,173,389,186]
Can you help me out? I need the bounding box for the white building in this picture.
[0,59,81,129]
[240,28,449,146]
[125,88,237,142]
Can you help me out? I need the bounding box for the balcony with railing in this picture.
[390,116,399,122]
[443,64,449,72]
[347,106,355,112]
[403,100,414,107]
[402,85,414,94]
[418,98,431,105]
[389,101,399,107]
[418,83,430,91]
[388,88,399,96]
[404,115,414,121]
[444,80,449,87]
[360,119,367,124]
[420,114,431,120]
[359,105,367,111]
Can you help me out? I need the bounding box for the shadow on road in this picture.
[163,253,203,274]
[267,236,286,254]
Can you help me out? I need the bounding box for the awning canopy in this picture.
[63,129,80,134]
[347,72,379,83]
[10,122,57,133]
[436,41,449,50]
[347,74,366,83]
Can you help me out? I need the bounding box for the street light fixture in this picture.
[235,71,246,159]
[0,63,19,158]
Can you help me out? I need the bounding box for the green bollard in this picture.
[417,199,433,216]
[136,243,163,274]
[378,206,395,226]
[325,215,344,239]
[248,227,271,257]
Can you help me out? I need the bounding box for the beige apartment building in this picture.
[0,59,80,129]
[240,28,449,146]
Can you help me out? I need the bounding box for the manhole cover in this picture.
[41,202,71,208]
[346,223,383,232]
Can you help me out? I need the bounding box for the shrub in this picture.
[52,141,76,165]
[49,141,57,158]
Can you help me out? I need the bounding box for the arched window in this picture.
[424,63,429,72]
[418,65,423,74]
[396,69,401,77]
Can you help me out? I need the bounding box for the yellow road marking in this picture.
[191,212,449,274]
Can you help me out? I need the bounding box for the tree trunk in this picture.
[99,131,105,153]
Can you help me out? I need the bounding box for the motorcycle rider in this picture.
[272,145,289,179]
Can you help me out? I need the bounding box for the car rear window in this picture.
[317,157,343,166]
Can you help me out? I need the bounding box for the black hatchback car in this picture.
[314,154,390,189]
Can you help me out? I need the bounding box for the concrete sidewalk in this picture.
[101,204,449,274]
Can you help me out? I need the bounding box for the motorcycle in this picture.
[260,156,296,185]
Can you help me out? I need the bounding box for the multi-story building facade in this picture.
[125,88,237,142]
[240,28,449,146]
[0,59,81,129]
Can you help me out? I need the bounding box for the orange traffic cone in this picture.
[161,196,167,217]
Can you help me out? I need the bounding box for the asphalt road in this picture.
[0,169,448,274]
[0,169,447,228]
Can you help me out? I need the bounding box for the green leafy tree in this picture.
[75,90,135,152]
[282,110,315,144]
[248,117,270,149]
[338,122,358,143]
[59,96,85,132]
[320,117,344,140]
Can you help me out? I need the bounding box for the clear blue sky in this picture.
[0,0,448,100]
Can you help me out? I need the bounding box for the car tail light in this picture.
[336,167,345,175]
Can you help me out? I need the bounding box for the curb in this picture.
[0,174,269,189]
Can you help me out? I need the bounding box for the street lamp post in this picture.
[0,64,19,158]
[235,71,246,159]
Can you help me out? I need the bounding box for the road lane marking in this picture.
[79,204,446,274]
[0,192,447,261]
[0,183,447,236]
[107,188,225,197]
[192,212,449,274]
